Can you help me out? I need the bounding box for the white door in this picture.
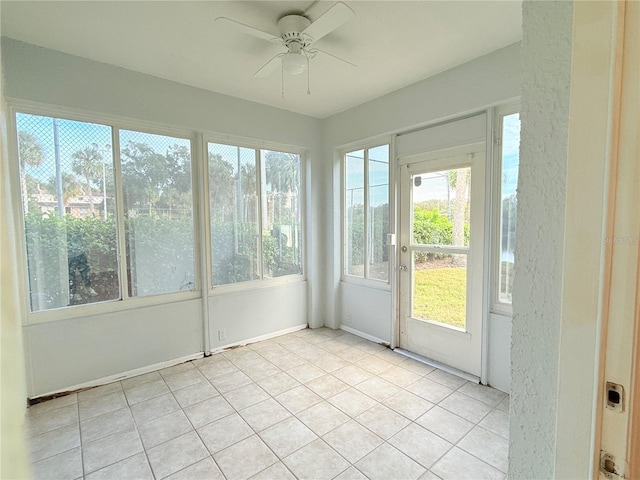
[398,145,485,377]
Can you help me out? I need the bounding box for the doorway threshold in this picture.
[394,348,480,384]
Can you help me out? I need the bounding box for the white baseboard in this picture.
[394,348,480,383]
[29,325,309,402]
[30,351,204,402]
[210,323,308,353]
[339,325,389,346]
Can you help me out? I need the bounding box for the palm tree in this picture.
[17,131,44,213]
[264,152,300,225]
[72,144,103,213]
[264,152,299,195]
[47,173,84,206]
[449,168,470,266]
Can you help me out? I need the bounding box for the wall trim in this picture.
[210,323,308,353]
[29,351,204,402]
[340,325,389,346]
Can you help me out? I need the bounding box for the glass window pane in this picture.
[262,150,302,279]
[120,130,194,296]
[367,145,389,282]
[209,143,259,286]
[412,167,470,247]
[16,113,119,311]
[345,149,364,277]
[499,113,520,304]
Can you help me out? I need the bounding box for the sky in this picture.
[20,111,519,206]
[17,112,190,184]
[501,113,520,197]
[345,114,520,207]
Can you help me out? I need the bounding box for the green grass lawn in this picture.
[413,267,466,328]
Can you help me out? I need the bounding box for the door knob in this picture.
[399,264,407,271]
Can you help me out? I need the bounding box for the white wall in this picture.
[487,313,511,392]
[25,299,202,396]
[322,43,521,387]
[208,282,307,349]
[0,41,30,478]
[339,283,392,343]
[2,38,323,398]
[510,3,572,475]
[511,1,620,478]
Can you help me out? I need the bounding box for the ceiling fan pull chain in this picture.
[281,62,285,98]
[307,55,311,95]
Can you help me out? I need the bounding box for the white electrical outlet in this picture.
[218,329,226,341]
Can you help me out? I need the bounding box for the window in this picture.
[208,142,302,286]
[344,144,390,282]
[16,111,196,312]
[120,130,195,297]
[17,113,119,311]
[496,111,520,305]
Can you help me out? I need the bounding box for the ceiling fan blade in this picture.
[302,2,354,43]
[309,48,357,68]
[215,17,281,43]
[254,54,284,77]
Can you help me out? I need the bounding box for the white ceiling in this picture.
[1,1,522,119]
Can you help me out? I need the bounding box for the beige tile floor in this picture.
[26,327,509,480]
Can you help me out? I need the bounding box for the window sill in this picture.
[340,275,391,292]
[209,275,307,296]
[25,290,201,326]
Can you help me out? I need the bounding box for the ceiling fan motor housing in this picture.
[278,15,312,46]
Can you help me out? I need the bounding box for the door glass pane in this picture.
[16,113,119,311]
[499,113,520,304]
[412,167,470,247]
[208,143,259,286]
[345,149,364,276]
[368,145,389,281]
[412,251,467,329]
[262,150,302,279]
[120,130,195,296]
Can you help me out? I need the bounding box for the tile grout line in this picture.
[27,329,509,480]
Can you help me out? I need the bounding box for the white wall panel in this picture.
[208,282,307,348]
[487,313,511,393]
[339,282,392,343]
[25,299,202,397]
[396,114,486,159]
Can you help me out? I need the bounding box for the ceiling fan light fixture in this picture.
[283,52,307,75]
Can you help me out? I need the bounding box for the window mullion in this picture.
[198,134,212,292]
[256,149,264,280]
[363,148,370,279]
[112,128,129,300]
[342,155,347,277]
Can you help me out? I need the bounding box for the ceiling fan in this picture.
[215,2,356,93]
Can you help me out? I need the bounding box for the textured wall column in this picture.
[509,1,573,478]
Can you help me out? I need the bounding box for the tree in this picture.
[47,173,84,206]
[18,131,44,213]
[208,153,235,223]
[72,144,104,213]
[264,151,299,195]
[120,141,168,215]
[449,168,469,265]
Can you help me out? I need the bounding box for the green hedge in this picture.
[24,212,194,310]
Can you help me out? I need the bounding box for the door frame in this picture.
[391,112,495,385]
[396,142,486,378]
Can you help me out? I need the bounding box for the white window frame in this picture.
[204,135,307,294]
[341,140,391,287]
[491,104,520,314]
[8,100,199,324]
[10,102,308,322]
